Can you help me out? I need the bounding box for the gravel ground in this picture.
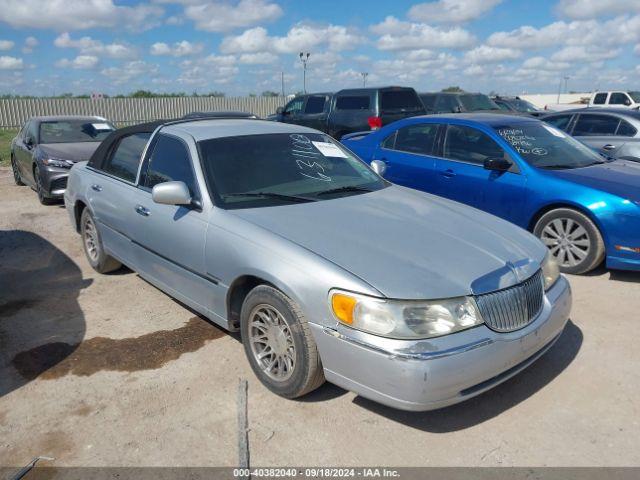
[1,166,639,468]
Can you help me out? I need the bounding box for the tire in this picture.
[533,208,605,274]
[34,166,55,205]
[80,208,122,274]
[240,285,325,398]
[11,154,24,186]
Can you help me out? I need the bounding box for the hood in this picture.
[546,160,640,203]
[38,142,102,163]
[231,186,547,299]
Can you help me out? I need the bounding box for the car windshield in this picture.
[199,132,387,209]
[494,122,606,169]
[509,99,539,113]
[39,120,115,144]
[628,91,640,103]
[459,94,501,111]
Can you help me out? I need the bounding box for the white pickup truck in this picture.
[588,91,640,109]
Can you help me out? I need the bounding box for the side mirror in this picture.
[370,160,387,176]
[152,181,192,206]
[624,99,632,106]
[484,157,512,172]
[24,137,34,148]
[276,107,284,115]
[453,106,463,113]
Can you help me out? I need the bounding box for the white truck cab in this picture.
[589,91,640,109]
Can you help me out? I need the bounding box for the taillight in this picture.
[368,116,382,130]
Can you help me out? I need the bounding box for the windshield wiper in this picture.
[315,185,374,197]
[539,164,577,170]
[223,192,317,203]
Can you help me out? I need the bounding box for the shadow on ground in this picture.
[584,264,640,283]
[353,320,582,432]
[0,230,91,397]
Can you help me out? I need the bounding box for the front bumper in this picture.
[312,275,572,411]
[40,165,70,197]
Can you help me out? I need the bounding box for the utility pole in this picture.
[299,52,310,93]
[361,72,368,88]
[563,76,570,95]
[281,71,285,98]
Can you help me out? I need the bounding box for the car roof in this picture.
[420,92,484,96]
[164,118,323,141]
[413,113,537,126]
[29,115,108,123]
[542,108,640,119]
[335,86,414,95]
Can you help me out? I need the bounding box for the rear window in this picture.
[379,90,423,113]
[335,96,371,110]
[103,133,150,182]
[420,95,436,110]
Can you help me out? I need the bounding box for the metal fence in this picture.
[0,96,286,129]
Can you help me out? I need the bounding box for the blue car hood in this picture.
[546,160,640,202]
[232,185,547,299]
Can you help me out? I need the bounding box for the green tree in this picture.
[441,86,464,93]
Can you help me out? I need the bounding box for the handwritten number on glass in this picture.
[290,134,332,182]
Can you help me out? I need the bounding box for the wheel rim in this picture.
[35,168,44,200]
[83,216,100,262]
[540,217,591,268]
[11,157,20,182]
[248,304,295,381]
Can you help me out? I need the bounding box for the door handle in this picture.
[440,169,456,178]
[91,184,102,192]
[135,205,150,217]
[602,144,616,150]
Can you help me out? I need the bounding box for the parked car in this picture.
[542,108,640,163]
[342,113,640,274]
[272,87,426,138]
[65,117,570,411]
[419,92,502,114]
[11,116,116,204]
[588,91,640,109]
[492,96,543,116]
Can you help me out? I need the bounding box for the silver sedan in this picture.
[64,119,571,411]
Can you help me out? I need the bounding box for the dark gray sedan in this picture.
[542,108,640,162]
[11,116,116,204]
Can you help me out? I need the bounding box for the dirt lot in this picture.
[1,165,639,468]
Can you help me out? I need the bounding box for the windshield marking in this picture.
[290,134,332,182]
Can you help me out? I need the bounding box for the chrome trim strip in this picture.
[322,326,493,360]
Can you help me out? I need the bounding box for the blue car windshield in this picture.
[199,132,387,209]
[494,123,605,169]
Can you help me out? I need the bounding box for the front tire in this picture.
[80,208,122,274]
[11,154,24,186]
[240,285,325,398]
[534,208,605,274]
[34,166,55,205]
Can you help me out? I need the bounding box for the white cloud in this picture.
[551,45,620,62]
[56,55,100,69]
[150,41,203,57]
[635,44,640,55]
[0,0,163,31]
[371,16,475,51]
[181,0,282,32]
[239,52,278,64]
[0,55,24,69]
[54,32,137,59]
[101,60,160,85]
[22,36,38,53]
[220,24,363,54]
[556,0,640,20]
[409,0,504,24]
[0,40,15,51]
[178,54,238,86]
[464,45,522,63]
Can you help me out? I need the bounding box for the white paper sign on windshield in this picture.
[312,141,348,158]
[92,123,113,131]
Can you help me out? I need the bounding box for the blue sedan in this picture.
[342,114,640,274]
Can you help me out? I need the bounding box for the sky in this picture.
[0,0,639,97]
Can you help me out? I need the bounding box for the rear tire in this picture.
[11,154,24,186]
[533,208,605,274]
[240,285,325,399]
[80,208,122,274]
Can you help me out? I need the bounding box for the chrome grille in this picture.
[475,270,544,333]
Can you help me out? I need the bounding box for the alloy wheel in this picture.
[540,217,591,268]
[83,215,100,262]
[11,156,21,184]
[248,304,296,381]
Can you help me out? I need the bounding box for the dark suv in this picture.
[273,87,425,138]
[419,92,502,114]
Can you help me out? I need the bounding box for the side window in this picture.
[284,97,304,115]
[496,101,511,111]
[381,131,397,150]
[304,96,326,114]
[143,134,197,196]
[335,96,370,110]
[27,122,39,144]
[392,124,439,156]
[593,93,607,105]
[103,133,150,182]
[616,119,637,137]
[544,115,573,132]
[434,95,458,113]
[420,95,436,110]
[443,125,505,165]
[609,93,630,105]
[573,115,619,136]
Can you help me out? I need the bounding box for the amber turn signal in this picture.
[331,293,357,325]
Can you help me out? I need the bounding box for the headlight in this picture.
[42,157,72,168]
[330,291,484,339]
[541,253,560,291]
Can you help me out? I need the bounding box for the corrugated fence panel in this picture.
[0,97,286,129]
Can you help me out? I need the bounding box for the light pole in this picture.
[299,52,310,93]
[563,76,570,95]
[361,72,368,88]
